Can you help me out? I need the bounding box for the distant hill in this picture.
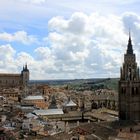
[68,78,119,91]
[30,78,119,91]
[98,78,119,91]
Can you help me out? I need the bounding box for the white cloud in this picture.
[0,44,16,72]
[46,12,140,78]
[122,12,140,47]
[47,12,128,78]
[0,31,37,45]
[34,47,52,60]
[19,0,47,4]
[1,12,140,79]
[0,0,140,35]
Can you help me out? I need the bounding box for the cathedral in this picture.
[119,33,140,121]
[0,64,29,88]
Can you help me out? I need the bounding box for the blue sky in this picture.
[0,0,140,79]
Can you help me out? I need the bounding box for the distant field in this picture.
[30,78,119,91]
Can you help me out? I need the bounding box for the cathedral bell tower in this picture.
[119,33,140,121]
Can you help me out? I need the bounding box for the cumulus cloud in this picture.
[0,31,37,45]
[46,12,140,78]
[47,12,128,78]
[0,44,16,72]
[34,47,52,60]
[1,12,140,79]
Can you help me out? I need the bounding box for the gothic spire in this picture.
[25,63,27,70]
[127,30,133,55]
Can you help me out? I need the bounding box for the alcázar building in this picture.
[0,64,29,89]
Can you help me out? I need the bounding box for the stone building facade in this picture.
[23,95,47,109]
[0,64,29,89]
[119,33,140,121]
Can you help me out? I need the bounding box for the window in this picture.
[132,87,138,96]
[121,87,126,95]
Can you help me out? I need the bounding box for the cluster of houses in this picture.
[0,93,78,139]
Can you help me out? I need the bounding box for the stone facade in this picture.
[0,88,20,101]
[23,95,47,109]
[0,64,29,89]
[119,34,140,121]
